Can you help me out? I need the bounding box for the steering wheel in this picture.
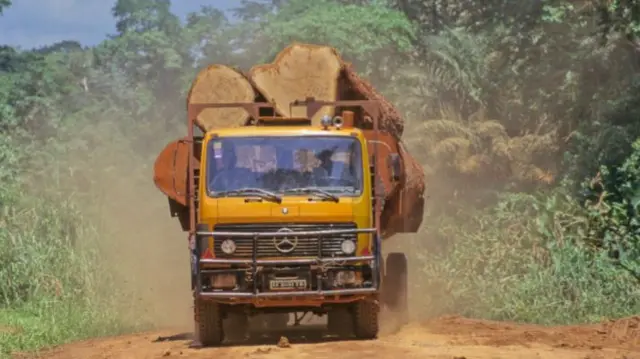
[276,172,303,190]
[284,177,301,189]
[209,172,231,190]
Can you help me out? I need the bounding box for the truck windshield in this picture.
[206,136,363,196]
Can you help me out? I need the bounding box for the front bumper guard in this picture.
[193,228,381,298]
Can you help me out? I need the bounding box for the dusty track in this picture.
[23,315,640,359]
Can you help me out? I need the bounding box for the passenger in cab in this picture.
[210,143,257,191]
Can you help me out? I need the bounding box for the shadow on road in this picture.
[153,333,193,342]
[152,324,359,348]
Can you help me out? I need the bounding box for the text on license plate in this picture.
[269,279,307,290]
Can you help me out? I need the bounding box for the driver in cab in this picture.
[210,143,256,191]
[314,149,355,187]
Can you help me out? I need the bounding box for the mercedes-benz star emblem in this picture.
[274,227,298,253]
[281,207,288,214]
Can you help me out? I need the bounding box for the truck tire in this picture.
[383,252,409,325]
[195,300,223,346]
[353,299,379,339]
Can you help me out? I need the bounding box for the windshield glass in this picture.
[206,136,363,196]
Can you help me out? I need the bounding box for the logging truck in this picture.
[153,43,425,346]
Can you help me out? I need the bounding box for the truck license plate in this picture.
[269,279,307,290]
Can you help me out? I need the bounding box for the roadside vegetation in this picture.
[1,0,639,356]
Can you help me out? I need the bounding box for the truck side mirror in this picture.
[388,153,401,182]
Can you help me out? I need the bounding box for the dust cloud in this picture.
[50,116,196,333]
[93,171,194,332]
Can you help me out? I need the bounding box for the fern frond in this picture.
[471,119,508,139]
[421,119,474,140]
[508,132,557,160]
[491,137,512,160]
[455,153,490,175]
[431,137,472,159]
[510,162,554,184]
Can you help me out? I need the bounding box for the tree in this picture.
[98,0,190,118]
[112,0,178,34]
[250,0,416,84]
[184,6,237,67]
[0,0,10,15]
[0,46,19,72]
[597,0,640,47]
[34,40,83,55]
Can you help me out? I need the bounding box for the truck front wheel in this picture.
[194,300,223,346]
[352,299,379,339]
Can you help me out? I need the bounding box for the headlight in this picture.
[340,239,356,254]
[220,239,236,254]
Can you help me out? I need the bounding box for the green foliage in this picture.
[597,0,640,41]
[411,190,640,324]
[184,6,236,66]
[0,131,145,355]
[256,0,416,80]
[0,193,137,355]
[563,75,640,191]
[112,0,178,34]
[579,138,640,282]
[260,0,415,56]
[0,0,10,15]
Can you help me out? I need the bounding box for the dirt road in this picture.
[25,315,639,359]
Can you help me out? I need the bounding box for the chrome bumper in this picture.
[192,228,381,299]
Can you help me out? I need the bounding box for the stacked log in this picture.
[186,42,405,139]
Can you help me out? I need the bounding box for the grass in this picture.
[406,191,640,325]
[0,299,134,357]
[0,176,145,358]
[0,111,185,357]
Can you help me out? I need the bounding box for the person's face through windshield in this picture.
[221,143,236,169]
[316,150,333,173]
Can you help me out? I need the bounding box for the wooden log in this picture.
[249,42,343,125]
[249,42,405,139]
[338,63,405,139]
[187,64,257,131]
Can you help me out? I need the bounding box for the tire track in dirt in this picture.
[19,315,640,359]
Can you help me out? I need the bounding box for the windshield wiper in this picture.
[212,187,282,203]
[286,187,339,202]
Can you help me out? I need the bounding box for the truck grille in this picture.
[212,223,357,258]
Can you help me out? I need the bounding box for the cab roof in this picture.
[205,125,362,139]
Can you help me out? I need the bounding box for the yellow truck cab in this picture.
[178,99,408,346]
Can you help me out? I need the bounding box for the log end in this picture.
[249,42,343,124]
[187,64,257,131]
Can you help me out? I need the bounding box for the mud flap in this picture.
[383,252,409,325]
[189,234,197,291]
[373,232,383,290]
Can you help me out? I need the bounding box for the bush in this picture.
[580,138,640,282]
[410,190,640,325]
[0,133,143,356]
